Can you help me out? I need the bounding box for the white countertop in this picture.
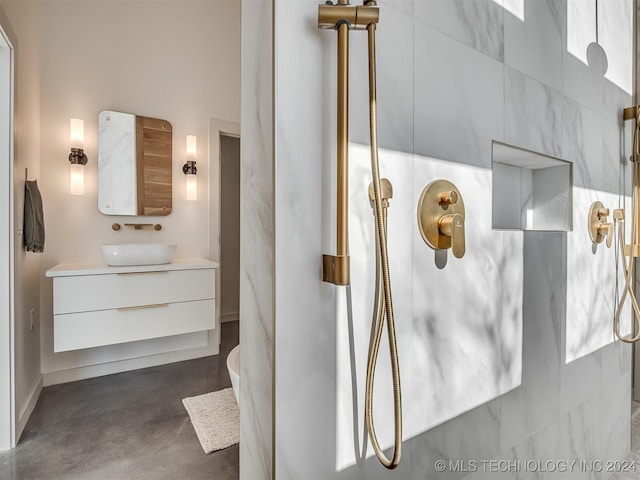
[46,257,219,277]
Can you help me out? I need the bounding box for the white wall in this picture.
[0,4,15,451]
[265,0,634,478]
[1,0,43,442]
[12,0,241,384]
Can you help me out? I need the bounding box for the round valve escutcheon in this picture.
[417,179,466,259]
[588,200,613,248]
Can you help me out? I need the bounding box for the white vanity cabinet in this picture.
[46,258,218,352]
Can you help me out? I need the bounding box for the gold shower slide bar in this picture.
[319,1,379,286]
[623,104,640,257]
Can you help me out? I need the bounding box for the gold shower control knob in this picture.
[439,191,458,205]
[588,200,613,248]
[417,179,466,259]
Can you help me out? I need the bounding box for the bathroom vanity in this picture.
[46,258,218,352]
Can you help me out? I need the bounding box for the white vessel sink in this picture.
[101,243,177,266]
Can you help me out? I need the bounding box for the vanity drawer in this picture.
[54,299,215,352]
[53,268,215,314]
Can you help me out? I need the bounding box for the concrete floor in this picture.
[0,322,240,480]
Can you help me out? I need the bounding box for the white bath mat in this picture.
[182,387,239,453]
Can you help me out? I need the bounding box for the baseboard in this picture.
[16,375,42,441]
[221,312,239,323]
[43,342,219,387]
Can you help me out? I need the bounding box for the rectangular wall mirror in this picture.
[98,110,172,216]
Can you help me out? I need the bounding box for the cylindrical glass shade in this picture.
[70,163,85,195]
[186,135,197,159]
[70,118,85,150]
[186,173,197,201]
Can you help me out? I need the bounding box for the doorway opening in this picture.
[208,118,240,333]
[220,134,240,325]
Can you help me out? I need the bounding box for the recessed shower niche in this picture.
[492,142,572,231]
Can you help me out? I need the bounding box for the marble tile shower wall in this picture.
[240,0,273,478]
[273,0,633,478]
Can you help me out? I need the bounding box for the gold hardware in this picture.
[438,191,458,205]
[624,245,640,257]
[438,214,465,258]
[116,271,168,276]
[363,18,402,470]
[321,4,352,286]
[117,303,169,312]
[417,179,466,259]
[111,223,121,231]
[319,1,381,286]
[598,223,614,248]
[123,223,162,231]
[614,208,625,220]
[337,19,348,261]
[617,210,640,257]
[318,3,379,30]
[623,105,639,120]
[319,3,403,469]
[614,106,640,343]
[322,254,350,285]
[368,178,393,208]
[588,201,614,248]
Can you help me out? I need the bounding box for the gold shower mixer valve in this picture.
[588,201,614,248]
[417,179,466,259]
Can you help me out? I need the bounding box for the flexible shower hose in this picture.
[363,20,403,470]
[613,109,640,342]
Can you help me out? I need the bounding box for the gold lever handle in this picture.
[439,214,466,258]
[598,223,614,248]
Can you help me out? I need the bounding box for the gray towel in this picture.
[24,180,45,253]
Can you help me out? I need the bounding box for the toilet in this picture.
[226,345,240,407]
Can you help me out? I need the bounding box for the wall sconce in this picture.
[69,118,88,195]
[183,134,197,201]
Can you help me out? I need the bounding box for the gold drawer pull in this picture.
[117,303,169,312]
[116,271,168,276]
